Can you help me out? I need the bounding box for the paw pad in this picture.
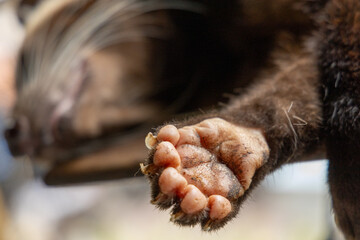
[142,118,269,231]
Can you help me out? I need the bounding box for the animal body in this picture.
[3,0,360,239]
[5,0,312,183]
[318,0,360,238]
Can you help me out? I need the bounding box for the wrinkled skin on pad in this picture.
[142,118,269,231]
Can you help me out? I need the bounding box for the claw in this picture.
[140,163,157,175]
[151,192,169,205]
[170,211,185,222]
[202,219,215,232]
[145,132,157,149]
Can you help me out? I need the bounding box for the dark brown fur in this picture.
[317,0,360,238]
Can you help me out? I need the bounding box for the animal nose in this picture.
[4,116,34,156]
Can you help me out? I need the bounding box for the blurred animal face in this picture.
[5,0,191,181]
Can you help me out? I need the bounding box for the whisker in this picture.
[17,0,206,114]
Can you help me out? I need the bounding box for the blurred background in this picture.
[0,1,345,240]
[0,153,345,240]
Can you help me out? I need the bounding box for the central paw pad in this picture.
[141,118,269,231]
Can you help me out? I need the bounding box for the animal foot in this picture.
[141,118,269,231]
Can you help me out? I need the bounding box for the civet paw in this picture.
[141,118,269,231]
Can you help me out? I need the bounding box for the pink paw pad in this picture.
[142,118,269,231]
[180,185,208,214]
[153,141,181,168]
